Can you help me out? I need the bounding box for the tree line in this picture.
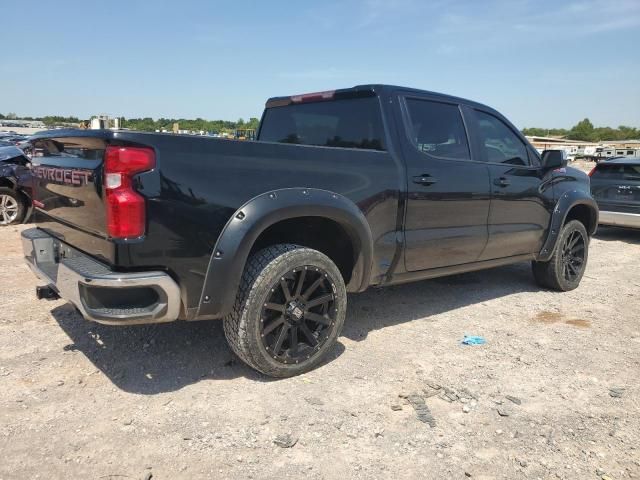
[522,118,640,142]
[120,117,260,133]
[3,112,638,141]
[0,113,81,125]
[0,112,260,133]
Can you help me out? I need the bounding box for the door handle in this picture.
[494,177,511,187]
[413,174,438,186]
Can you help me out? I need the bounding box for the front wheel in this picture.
[532,219,589,291]
[223,244,347,377]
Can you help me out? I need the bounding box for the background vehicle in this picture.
[0,134,28,146]
[234,128,256,140]
[23,85,598,377]
[0,145,32,225]
[590,158,640,229]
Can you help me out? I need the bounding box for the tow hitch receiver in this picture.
[36,285,60,300]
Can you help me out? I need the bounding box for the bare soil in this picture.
[1,190,639,479]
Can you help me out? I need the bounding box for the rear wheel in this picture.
[532,219,589,291]
[0,187,26,226]
[223,244,347,377]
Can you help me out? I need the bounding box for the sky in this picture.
[1,0,639,129]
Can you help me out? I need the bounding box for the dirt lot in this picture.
[2,172,639,479]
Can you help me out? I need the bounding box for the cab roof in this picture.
[265,84,493,112]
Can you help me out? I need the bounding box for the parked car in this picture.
[590,158,640,229]
[22,85,598,377]
[0,134,28,145]
[0,145,32,225]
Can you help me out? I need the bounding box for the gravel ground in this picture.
[1,174,639,479]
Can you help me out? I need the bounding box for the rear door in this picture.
[398,94,491,271]
[469,109,552,260]
[591,162,640,213]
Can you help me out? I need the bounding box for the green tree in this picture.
[568,118,595,141]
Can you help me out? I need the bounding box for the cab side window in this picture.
[475,110,529,166]
[405,98,470,160]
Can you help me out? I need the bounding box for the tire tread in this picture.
[223,244,346,377]
[532,220,588,291]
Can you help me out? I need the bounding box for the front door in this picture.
[398,95,491,271]
[469,109,553,259]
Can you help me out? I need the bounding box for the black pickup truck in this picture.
[23,85,598,377]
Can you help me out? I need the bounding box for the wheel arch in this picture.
[195,188,373,320]
[537,190,598,262]
[0,176,17,190]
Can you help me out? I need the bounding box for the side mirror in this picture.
[541,149,568,170]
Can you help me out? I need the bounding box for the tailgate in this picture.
[31,135,108,236]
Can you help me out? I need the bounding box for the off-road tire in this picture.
[532,220,589,291]
[0,187,26,226]
[223,244,347,377]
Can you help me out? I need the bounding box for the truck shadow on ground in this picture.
[342,262,536,342]
[51,261,538,395]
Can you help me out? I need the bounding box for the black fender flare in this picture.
[196,188,374,320]
[537,189,598,262]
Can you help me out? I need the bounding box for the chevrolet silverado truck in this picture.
[23,85,598,377]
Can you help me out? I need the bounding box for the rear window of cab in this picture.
[259,97,386,151]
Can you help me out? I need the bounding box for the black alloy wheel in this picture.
[531,219,589,291]
[560,229,586,282]
[223,244,347,377]
[260,266,337,364]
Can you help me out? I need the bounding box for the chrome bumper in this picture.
[599,211,640,229]
[22,228,181,325]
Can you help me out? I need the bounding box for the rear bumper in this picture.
[22,228,181,325]
[599,211,640,229]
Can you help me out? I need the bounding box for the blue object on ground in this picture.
[461,335,486,346]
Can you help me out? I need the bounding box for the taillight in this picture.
[104,146,155,239]
[588,165,597,176]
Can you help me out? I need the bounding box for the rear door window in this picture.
[475,110,529,166]
[404,98,470,160]
[259,97,385,151]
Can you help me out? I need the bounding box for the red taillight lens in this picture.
[104,146,155,239]
[588,166,597,176]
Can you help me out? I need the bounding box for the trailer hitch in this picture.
[36,285,60,300]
